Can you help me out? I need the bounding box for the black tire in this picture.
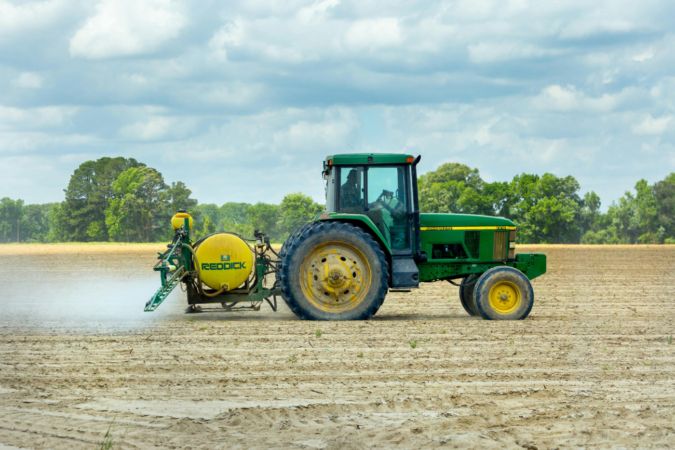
[280,221,314,257]
[276,221,315,284]
[280,221,389,320]
[473,266,534,320]
[458,274,480,316]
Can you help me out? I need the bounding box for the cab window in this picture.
[366,166,410,250]
[337,166,365,214]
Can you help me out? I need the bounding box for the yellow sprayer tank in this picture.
[196,234,254,291]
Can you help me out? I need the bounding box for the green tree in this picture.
[584,191,601,213]
[634,179,658,243]
[105,167,168,242]
[418,163,483,191]
[509,173,541,212]
[419,180,463,213]
[21,203,56,243]
[418,163,485,214]
[654,173,675,239]
[61,157,144,241]
[202,215,215,237]
[608,193,637,244]
[523,196,579,244]
[195,203,221,230]
[581,227,621,244]
[481,181,517,217]
[0,197,24,243]
[166,182,199,219]
[218,202,252,232]
[510,173,582,243]
[280,193,324,235]
[46,203,69,243]
[248,202,280,239]
[579,191,602,235]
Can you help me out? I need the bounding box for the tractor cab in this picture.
[322,153,420,257]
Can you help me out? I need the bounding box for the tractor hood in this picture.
[419,213,515,229]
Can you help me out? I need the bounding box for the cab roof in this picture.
[326,153,415,166]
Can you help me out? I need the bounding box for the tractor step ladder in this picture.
[145,268,186,312]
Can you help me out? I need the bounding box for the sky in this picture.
[1,0,675,210]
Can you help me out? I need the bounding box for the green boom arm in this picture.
[144,218,191,312]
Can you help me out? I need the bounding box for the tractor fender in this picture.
[315,213,393,257]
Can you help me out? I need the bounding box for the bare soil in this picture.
[0,244,674,449]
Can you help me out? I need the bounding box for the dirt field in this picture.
[1,244,674,449]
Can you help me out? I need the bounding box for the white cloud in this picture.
[69,0,186,59]
[632,115,673,135]
[531,85,636,113]
[13,72,43,89]
[118,116,197,141]
[343,18,403,51]
[296,0,339,25]
[0,131,95,153]
[194,83,263,108]
[473,117,503,146]
[273,107,360,150]
[559,18,635,39]
[532,85,583,112]
[537,139,567,163]
[468,42,555,64]
[633,50,654,62]
[0,0,67,36]
[119,117,175,140]
[0,105,77,131]
[209,18,245,61]
[641,142,656,154]
[128,74,148,84]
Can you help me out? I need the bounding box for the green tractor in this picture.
[145,153,546,320]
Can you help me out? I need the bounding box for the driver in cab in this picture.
[369,190,406,224]
[341,169,363,212]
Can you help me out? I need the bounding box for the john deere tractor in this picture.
[145,153,546,321]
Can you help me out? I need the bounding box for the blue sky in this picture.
[1,0,675,210]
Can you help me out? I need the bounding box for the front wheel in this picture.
[474,267,534,320]
[280,222,389,320]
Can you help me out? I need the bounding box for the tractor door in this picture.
[336,166,366,214]
[365,166,412,253]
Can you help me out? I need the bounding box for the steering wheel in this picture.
[375,190,393,205]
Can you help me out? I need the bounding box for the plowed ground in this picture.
[0,245,674,449]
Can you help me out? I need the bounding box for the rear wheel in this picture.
[458,274,479,316]
[280,222,388,320]
[276,221,315,285]
[473,267,534,320]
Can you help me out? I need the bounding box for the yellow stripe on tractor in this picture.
[420,226,517,231]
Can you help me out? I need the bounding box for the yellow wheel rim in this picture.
[488,281,521,314]
[299,241,371,313]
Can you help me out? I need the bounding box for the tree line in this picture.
[1,156,674,244]
[0,157,322,244]
[418,163,675,244]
